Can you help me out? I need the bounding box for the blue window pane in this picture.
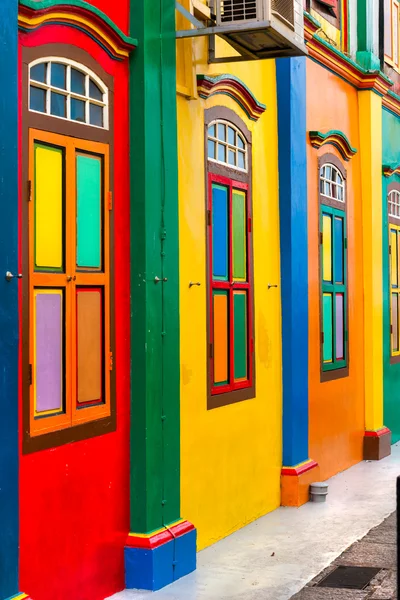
[71,98,86,123]
[228,149,235,165]
[212,184,228,280]
[208,124,216,138]
[51,92,66,118]
[31,63,47,83]
[237,134,245,149]
[30,86,46,113]
[89,79,103,101]
[238,151,245,169]
[218,143,226,163]
[217,123,226,141]
[51,63,66,89]
[208,140,216,159]
[89,104,103,127]
[334,217,344,284]
[228,126,235,145]
[71,68,86,95]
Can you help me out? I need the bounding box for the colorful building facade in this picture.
[0,1,399,599]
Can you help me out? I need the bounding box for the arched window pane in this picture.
[31,62,47,83]
[207,119,248,171]
[51,92,66,118]
[29,58,108,129]
[71,68,85,95]
[89,79,103,101]
[30,87,46,113]
[320,163,345,202]
[90,104,103,128]
[71,98,85,122]
[389,191,400,219]
[51,63,66,90]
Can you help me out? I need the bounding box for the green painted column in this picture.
[126,5,196,589]
[129,0,180,534]
[357,0,380,70]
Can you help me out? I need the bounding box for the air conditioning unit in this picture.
[208,0,307,59]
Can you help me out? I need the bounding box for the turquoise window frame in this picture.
[320,204,348,372]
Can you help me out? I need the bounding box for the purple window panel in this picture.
[35,291,63,413]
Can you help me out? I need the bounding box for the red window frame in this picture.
[207,172,254,396]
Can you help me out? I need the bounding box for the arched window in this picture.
[205,107,254,410]
[319,154,348,380]
[207,119,247,171]
[387,184,400,360]
[388,189,400,219]
[29,58,108,129]
[320,163,345,203]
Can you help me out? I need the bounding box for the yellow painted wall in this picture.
[177,35,282,550]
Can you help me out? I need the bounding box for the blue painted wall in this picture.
[276,57,309,466]
[0,1,20,597]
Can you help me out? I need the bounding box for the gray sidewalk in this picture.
[291,512,396,599]
[109,443,400,600]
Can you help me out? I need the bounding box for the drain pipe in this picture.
[310,482,329,502]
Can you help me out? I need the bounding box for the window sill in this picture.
[208,385,255,410]
[23,413,116,454]
[320,366,349,382]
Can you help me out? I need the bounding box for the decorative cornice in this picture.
[383,165,400,178]
[382,90,400,117]
[304,12,393,99]
[197,74,266,121]
[309,130,357,161]
[18,0,137,61]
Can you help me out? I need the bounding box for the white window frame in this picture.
[29,57,109,130]
[207,119,248,172]
[320,163,345,203]
[389,189,400,220]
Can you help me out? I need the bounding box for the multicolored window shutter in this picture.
[390,225,400,356]
[320,205,347,371]
[208,174,253,395]
[384,0,400,68]
[29,129,111,436]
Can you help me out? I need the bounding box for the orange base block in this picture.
[281,459,319,507]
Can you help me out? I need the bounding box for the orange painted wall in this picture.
[307,61,365,480]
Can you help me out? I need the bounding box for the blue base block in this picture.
[125,528,197,591]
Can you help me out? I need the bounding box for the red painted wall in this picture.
[89,0,130,34]
[18,20,131,600]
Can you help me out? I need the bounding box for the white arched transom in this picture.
[29,57,109,130]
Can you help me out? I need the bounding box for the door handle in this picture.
[5,271,22,282]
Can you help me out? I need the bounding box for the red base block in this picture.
[281,459,319,507]
[126,519,195,550]
[364,427,391,460]
[125,520,197,591]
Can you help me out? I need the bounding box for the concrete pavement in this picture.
[109,443,400,600]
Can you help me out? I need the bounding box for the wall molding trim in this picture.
[309,129,357,161]
[18,0,137,60]
[197,74,266,121]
